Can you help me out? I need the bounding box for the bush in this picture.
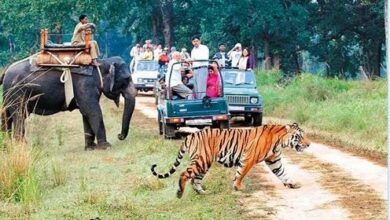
[0,142,41,204]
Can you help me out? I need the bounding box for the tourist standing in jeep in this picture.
[190,35,209,99]
[212,43,228,68]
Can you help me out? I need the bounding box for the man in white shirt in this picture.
[166,51,193,99]
[129,43,140,72]
[228,43,242,68]
[154,44,162,61]
[190,35,209,99]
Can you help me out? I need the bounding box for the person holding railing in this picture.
[206,62,221,98]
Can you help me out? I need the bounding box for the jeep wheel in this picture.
[163,123,176,139]
[253,112,263,126]
[219,120,230,129]
[212,121,230,129]
[158,112,163,135]
[244,115,252,125]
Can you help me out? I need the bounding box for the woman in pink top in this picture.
[206,64,221,98]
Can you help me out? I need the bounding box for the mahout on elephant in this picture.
[0,56,136,149]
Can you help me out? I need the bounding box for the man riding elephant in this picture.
[71,14,100,66]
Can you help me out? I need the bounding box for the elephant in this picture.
[0,56,136,149]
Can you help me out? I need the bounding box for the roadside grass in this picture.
[256,70,387,154]
[0,138,41,205]
[0,99,240,219]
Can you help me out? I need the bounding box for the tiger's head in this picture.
[283,123,311,152]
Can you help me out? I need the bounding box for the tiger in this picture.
[151,123,311,198]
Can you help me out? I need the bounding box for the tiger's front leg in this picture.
[233,161,255,191]
[265,158,301,189]
[178,164,208,198]
[191,173,208,195]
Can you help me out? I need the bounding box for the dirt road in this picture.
[136,95,387,220]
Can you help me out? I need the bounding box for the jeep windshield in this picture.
[136,61,159,71]
[221,69,256,87]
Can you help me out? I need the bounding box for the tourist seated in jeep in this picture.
[165,51,193,99]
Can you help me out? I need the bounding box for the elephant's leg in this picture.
[82,115,96,150]
[11,107,26,142]
[79,102,111,150]
[1,107,13,136]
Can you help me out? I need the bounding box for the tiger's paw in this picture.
[233,183,245,191]
[177,190,184,199]
[195,189,209,195]
[284,182,301,189]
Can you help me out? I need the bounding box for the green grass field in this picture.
[0,70,386,218]
[0,101,241,219]
[257,71,387,154]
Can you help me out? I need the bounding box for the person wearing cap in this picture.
[228,43,242,68]
[190,35,209,99]
[168,46,177,60]
[180,48,190,59]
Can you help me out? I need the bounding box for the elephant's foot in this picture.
[85,142,97,151]
[95,141,112,150]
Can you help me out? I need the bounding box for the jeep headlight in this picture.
[137,78,143,83]
[250,97,258,104]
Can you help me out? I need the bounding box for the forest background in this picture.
[0,0,385,79]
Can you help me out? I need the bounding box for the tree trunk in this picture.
[54,24,62,44]
[151,3,161,44]
[151,15,160,44]
[263,37,272,70]
[362,39,382,79]
[160,0,173,48]
[272,55,280,70]
[293,51,301,75]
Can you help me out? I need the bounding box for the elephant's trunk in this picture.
[117,83,136,140]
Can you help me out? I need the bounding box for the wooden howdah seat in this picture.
[36,28,93,68]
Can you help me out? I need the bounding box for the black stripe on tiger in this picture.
[151,141,189,179]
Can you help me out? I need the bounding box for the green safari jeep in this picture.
[221,68,263,126]
[157,60,230,139]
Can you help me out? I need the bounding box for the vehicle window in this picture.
[136,62,159,71]
[222,70,255,85]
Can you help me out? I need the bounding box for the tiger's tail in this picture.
[151,141,189,179]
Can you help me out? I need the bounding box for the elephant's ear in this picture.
[109,62,116,92]
[119,62,131,79]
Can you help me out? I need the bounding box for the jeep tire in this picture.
[253,112,263,126]
[163,123,176,139]
[158,112,163,135]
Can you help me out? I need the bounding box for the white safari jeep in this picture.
[131,60,160,93]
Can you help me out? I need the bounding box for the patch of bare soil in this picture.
[285,150,387,220]
[308,132,387,166]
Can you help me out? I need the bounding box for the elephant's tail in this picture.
[0,64,10,85]
[0,73,4,85]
